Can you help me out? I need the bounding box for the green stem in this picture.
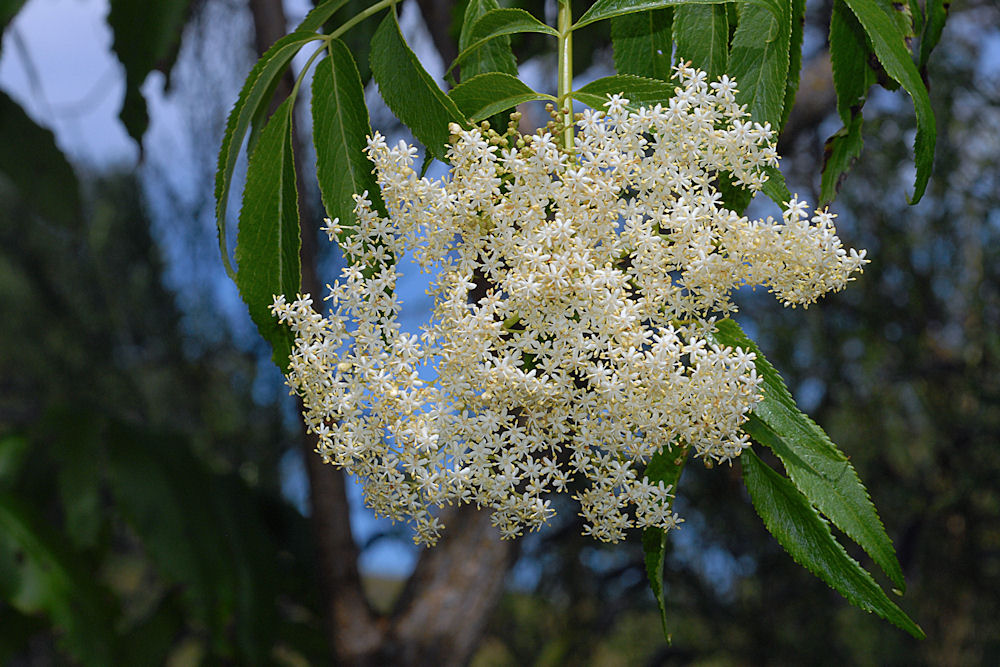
[556,0,574,151]
[330,0,398,40]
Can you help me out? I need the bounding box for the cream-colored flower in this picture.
[271,64,867,546]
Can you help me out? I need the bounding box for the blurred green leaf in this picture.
[0,92,81,228]
[741,449,923,638]
[107,0,192,143]
[235,98,300,372]
[0,491,115,665]
[779,0,806,130]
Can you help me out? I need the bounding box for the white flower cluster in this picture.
[272,65,868,546]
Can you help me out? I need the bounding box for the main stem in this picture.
[557,0,574,151]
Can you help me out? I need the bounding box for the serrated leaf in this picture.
[108,0,192,143]
[674,4,728,81]
[0,492,115,665]
[0,91,82,228]
[215,31,325,280]
[235,98,300,372]
[842,0,935,203]
[611,9,674,81]
[779,0,806,130]
[449,73,553,123]
[371,9,469,161]
[821,113,864,205]
[641,444,689,643]
[741,449,923,638]
[574,74,675,110]
[449,8,558,78]
[713,319,906,591]
[312,41,385,242]
[728,0,791,130]
[830,0,874,125]
[918,0,948,76]
[760,165,792,208]
[458,0,518,81]
[574,0,736,31]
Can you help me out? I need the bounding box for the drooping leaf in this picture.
[611,9,674,81]
[573,74,675,110]
[371,9,469,161]
[918,0,948,77]
[312,41,386,245]
[0,492,115,666]
[0,92,82,228]
[714,318,906,591]
[449,73,553,123]
[830,0,875,126]
[728,0,791,130]
[641,444,689,643]
[235,98,300,372]
[574,0,735,31]
[215,31,325,279]
[779,0,806,130]
[107,0,192,143]
[821,114,864,205]
[457,0,518,81]
[674,4,729,81]
[741,449,923,638]
[760,165,792,209]
[449,8,558,77]
[842,0,935,203]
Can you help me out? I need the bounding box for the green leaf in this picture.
[842,0,935,203]
[760,165,792,209]
[830,0,874,126]
[0,492,115,665]
[215,31,324,280]
[235,98,300,372]
[449,73,553,123]
[641,444,689,643]
[0,92,82,228]
[574,0,734,31]
[821,114,864,205]
[458,0,519,81]
[107,0,192,143]
[674,4,729,81]
[779,0,806,130]
[371,9,469,161]
[918,0,948,76]
[741,449,923,638]
[713,318,906,591]
[449,8,558,78]
[573,74,675,110]
[611,9,673,81]
[728,0,791,130]
[312,41,386,244]
[0,0,28,39]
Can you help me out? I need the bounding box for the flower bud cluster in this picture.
[271,65,867,545]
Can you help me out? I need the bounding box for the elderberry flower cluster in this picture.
[271,64,868,546]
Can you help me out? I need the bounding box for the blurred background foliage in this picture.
[1,0,998,664]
